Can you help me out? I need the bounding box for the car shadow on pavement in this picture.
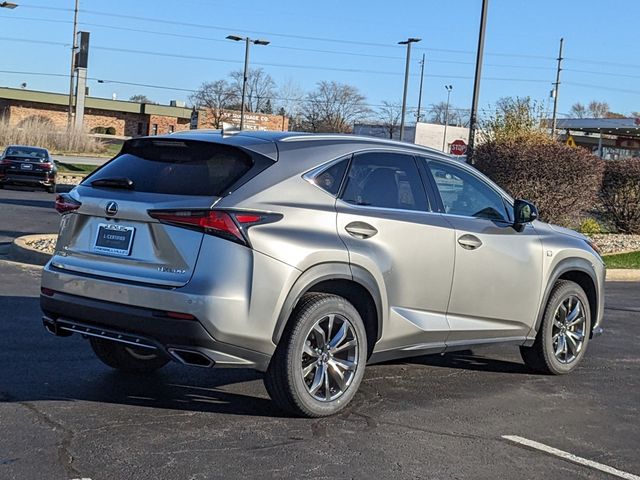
[0,296,285,417]
[402,350,531,374]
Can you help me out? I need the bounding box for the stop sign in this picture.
[450,139,467,155]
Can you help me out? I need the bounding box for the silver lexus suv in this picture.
[41,131,605,417]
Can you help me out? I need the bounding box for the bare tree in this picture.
[189,80,237,128]
[276,78,305,130]
[378,101,402,138]
[129,94,155,104]
[229,68,276,113]
[428,101,466,126]
[588,101,610,118]
[301,81,371,133]
[570,102,587,118]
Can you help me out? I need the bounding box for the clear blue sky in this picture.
[1,0,639,119]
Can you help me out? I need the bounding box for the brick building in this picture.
[0,87,289,137]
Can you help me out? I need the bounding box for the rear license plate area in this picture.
[93,223,135,256]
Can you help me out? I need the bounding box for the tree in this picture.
[189,80,237,128]
[428,102,467,126]
[260,98,273,114]
[377,101,402,138]
[570,102,587,118]
[229,68,276,113]
[129,94,155,104]
[276,78,305,130]
[588,101,610,118]
[301,81,371,133]
[479,96,547,143]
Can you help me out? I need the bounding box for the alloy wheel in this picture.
[300,313,359,402]
[552,295,587,364]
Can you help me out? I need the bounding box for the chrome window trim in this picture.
[336,198,435,215]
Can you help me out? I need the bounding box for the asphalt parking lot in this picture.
[1,187,639,480]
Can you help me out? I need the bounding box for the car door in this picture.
[335,151,455,355]
[421,158,543,346]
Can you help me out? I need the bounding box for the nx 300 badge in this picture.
[157,266,187,274]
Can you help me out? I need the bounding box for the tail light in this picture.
[55,194,81,214]
[40,162,54,171]
[148,209,280,246]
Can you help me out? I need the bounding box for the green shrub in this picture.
[600,158,640,234]
[579,218,603,235]
[473,137,604,227]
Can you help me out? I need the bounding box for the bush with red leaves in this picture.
[600,158,640,234]
[473,137,604,227]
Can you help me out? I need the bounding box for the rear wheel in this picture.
[264,293,367,417]
[89,337,169,373]
[520,280,591,375]
[46,183,56,194]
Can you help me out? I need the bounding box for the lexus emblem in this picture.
[105,201,118,216]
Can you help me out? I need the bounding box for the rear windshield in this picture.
[86,139,253,196]
[4,146,49,161]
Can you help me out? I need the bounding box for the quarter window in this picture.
[310,158,348,196]
[342,152,428,211]
[427,160,509,222]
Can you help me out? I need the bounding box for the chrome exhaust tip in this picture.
[168,348,215,368]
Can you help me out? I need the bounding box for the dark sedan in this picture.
[0,145,57,193]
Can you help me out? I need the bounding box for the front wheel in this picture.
[90,338,169,373]
[520,280,591,375]
[264,293,367,417]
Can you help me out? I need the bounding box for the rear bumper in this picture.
[0,173,55,186]
[41,291,271,371]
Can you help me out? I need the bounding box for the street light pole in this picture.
[67,0,79,128]
[398,37,421,141]
[467,0,489,163]
[416,53,426,123]
[443,85,453,152]
[226,35,270,130]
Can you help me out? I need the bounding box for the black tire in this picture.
[264,293,368,417]
[46,183,56,194]
[89,338,169,373]
[520,280,591,375]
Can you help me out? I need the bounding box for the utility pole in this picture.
[67,0,79,128]
[416,54,426,123]
[443,85,453,152]
[467,0,489,163]
[550,37,564,139]
[398,37,421,141]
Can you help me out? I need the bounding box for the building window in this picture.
[151,124,158,135]
[137,122,143,135]
[168,125,174,134]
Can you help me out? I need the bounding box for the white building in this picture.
[353,121,470,155]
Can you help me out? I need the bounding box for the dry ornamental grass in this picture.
[0,117,107,154]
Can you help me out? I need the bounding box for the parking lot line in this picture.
[502,435,640,480]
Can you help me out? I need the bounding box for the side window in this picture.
[310,158,348,196]
[427,160,509,222]
[341,152,428,211]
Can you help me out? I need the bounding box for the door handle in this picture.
[345,222,378,239]
[457,234,482,250]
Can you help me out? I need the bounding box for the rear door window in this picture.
[341,152,428,211]
[86,139,254,196]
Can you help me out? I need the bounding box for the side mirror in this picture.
[513,199,538,231]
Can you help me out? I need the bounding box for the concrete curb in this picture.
[606,269,640,282]
[9,234,56,266]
